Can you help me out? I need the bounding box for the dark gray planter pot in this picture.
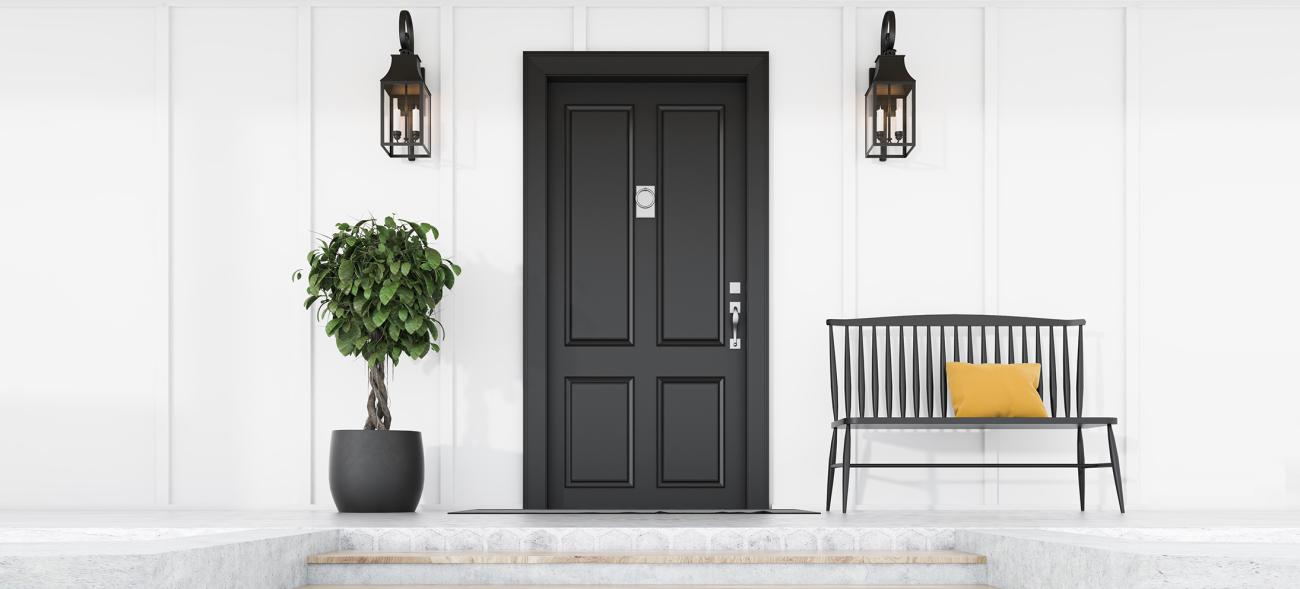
[329,430,424,513]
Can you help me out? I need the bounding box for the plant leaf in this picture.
[373,306,390,327]
[379,281,399,305]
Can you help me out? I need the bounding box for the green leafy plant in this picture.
[295,216,461,430]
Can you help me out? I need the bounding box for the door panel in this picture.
[658,377,724,487]
[658,107,724,345]
[565,107,633,345]
[565,377,634,486]
[546,82,748,508]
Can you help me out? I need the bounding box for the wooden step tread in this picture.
[301,585,998,588]
[307,550,986,565]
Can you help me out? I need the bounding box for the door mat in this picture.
[448,508,819,514]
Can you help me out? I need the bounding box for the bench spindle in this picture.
[995,325,1002,363]
[1062,326,1072,418]
[857,327,866,418]
[871,326,879,417]
[940,326,949,416]
[1021,325,1028,363]
[926,326,935,417]
[828,325,839,419]
[1049,326,1058,417]
[1035,325,1044,400]
[898,325,907,416]
[1076,325,1085,417]
[912,326,920,417]
[885,326,893,417]
[844,326,852,419]
[966,325,974,364]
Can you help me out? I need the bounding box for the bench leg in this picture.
[1076,425,1086,512]
[825,428,839,512]
[1107,424,1126,513]
[841,424,852,513]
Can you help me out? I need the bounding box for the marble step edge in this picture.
[307,550,987,565]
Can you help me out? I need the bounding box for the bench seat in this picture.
[834,416,1116,429]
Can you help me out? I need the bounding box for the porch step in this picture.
[304,550,988,586]
[302,585,998,588]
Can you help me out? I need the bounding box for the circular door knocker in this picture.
[634,185,656,218]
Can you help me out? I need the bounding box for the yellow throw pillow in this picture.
[946,362,1048,418]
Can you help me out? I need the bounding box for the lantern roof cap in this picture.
[382,53,426,84]
[870,53,914,85]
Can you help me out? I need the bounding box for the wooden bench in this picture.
[825,315,1125,513]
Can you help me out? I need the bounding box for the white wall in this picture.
[2,0,1298,511]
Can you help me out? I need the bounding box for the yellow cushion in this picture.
[946,362,1048,418]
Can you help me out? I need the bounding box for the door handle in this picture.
[729,301,742,350]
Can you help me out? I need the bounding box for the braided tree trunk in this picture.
[365,361,392,430]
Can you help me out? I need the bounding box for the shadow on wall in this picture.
[444,254,525,508]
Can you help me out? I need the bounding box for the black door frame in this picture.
[522,51,769,509]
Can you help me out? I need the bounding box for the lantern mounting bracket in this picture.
[880,10,896,55]
[398,10,414,54]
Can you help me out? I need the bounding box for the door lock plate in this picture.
[634,185,655,218]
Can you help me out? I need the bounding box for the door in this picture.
[543,81,749,509]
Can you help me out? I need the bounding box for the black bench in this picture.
[825,314,1125,513]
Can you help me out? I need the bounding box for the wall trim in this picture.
[708,5,722,50]
[154,2,173,507]
[437,3,457,508]
[297,3,315,507]
[840,6,857,318]
[1122,4,1142,508]
[981,4,1000,505]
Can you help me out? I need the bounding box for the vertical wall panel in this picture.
[170,6,308,506]
[1139,8,1300,508]
[0,7,160,506]
[452,6,572,507]
[586,7,709,51]
[852,8,987,508]
[311,7,442,507]
[723,7,844,510]
[994,8,1126,508]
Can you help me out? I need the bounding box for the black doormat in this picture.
[448,508,818,514]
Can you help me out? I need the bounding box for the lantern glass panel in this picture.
[381,79,431,160]
[866,81,915,160]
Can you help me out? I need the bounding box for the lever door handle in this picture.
[728,301,742,350]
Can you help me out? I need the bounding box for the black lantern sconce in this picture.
[865,11,915,161]
[380,10,432,160]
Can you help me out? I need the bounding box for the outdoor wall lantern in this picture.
[865,10,915,161]
[380,10,432,160]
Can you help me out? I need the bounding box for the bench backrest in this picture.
[826,315,1086,420]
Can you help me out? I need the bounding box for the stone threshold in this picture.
[307,550,986,565]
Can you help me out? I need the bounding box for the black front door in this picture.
[542,81,750,508]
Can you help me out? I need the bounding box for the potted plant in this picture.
[295,216,460,512]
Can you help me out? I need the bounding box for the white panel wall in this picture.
[0,7,161,507]
[722,6,845,511]
[451,7,572,507]
[311,6,444,506]
[1138,7,1300,507]
[2,1,1299,510]
[851,7,988,508]
[992,7,1127,508]
[587,7,709,51]
[170,6,309,506]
